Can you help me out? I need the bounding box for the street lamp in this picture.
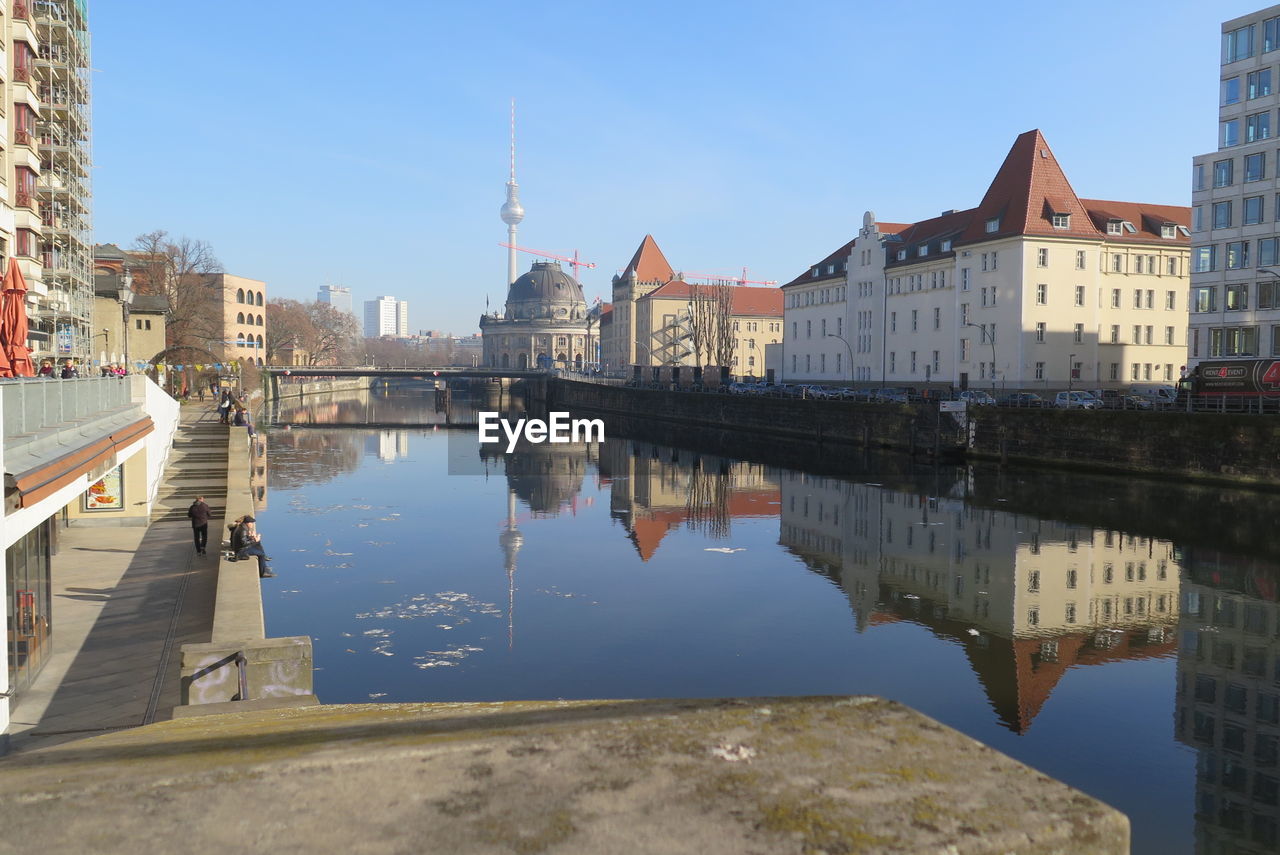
[826,333,854,384]
[117,269,135,373]
[964,323,996,392]
[1068,353,1077,393]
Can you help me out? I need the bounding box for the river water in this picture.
[259,385,1280,855]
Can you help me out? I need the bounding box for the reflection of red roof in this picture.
[621,235,675,283]
[725,489,780,518]
[643,280,782,317]
[629,517,679,562]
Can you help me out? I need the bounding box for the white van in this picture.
[1129,385,1176,407]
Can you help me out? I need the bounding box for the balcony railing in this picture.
[14,65,33,84]
[15,129,33,147]
[2,376,137,441]
[13,1,30,20]
[16,190,35,209]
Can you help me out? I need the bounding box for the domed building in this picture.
[480,260,591,369]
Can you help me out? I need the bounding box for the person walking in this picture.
[37,359,54,377]
[187,495,211,556]
[217,391,232,425]
[60,359,78,379]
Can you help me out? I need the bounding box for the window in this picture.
[1226,241,1250,269]
[1263,279,1280,310]
[1214,200,1233,229]
[1215,159,1234,187]
[1166,326,1175,345]
[960,303,970,324]
[910,310,918,332]
[236,312,245,324]
[1134,289,1143,309]
[888,352,895,372]
[1225,24,1255,63]
[1146,289,1154,309]
[1037,248,1048,267]
[1035,322,1045,342]
[1111,288,1121,308]
[1075,250,1086,270]
[1074,323,1083,344]
[1107,220,1123,236]
[960,339,970,362]
[889,313,895,333]
[1035,361,1044,380]
[1263,238,1280,268]
[806,319,811,338]
[1168,257,1178,276]
[932,350,940,373]
[1036,283,1047,305]
[1112,254,1123,272]
[1166,290,1176,310]
[933,307,940,330]
[236,288,246,304]
[1110,324,1120,343]
[1052,214,1069,229]
[1193,286,1217,313]
[1247,111,1272,143]
[1145,325,1153,345]
[991,251,997,270]
[1136,255,1145,274]
[1193,245,1218,273]
[1246,195,1264,224]
[961,268,970,290]
[981,253,988,272]
[1247,152,1267,182]
[1110,363,1119,380]
[1074,285,1085,307]
[1133,324,1141,343]
[985,217,1000,233]
[1224,76,1242,105]
[1223,119,1241,147]
[1227,283,1250,310]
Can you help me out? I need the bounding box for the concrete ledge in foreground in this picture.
[0,696,1128,854]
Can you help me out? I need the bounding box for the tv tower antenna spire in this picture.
[499,98,525,286]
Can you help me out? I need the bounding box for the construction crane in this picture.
[678,267,777,286]
[498,243,597,282]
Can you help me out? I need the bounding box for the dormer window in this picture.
[941,240,952,252]
[1160,224,1177,239]
[1052,214,1070,229]
[826,264,835,274]
[1106,220,1123,236]
[896,249,907,261]
[985,217,1000,233]
[811,267,819,277]
[917,245,928,257]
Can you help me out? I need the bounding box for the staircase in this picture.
[150,408,229,525]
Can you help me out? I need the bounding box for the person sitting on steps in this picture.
[229,515,275,578]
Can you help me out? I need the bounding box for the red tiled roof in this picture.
[643,279,782,317]
[620,234,675,283]
[1079,199,1191,246]
[957,129,1102,244]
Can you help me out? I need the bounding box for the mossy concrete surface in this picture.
[0,696,1127,854]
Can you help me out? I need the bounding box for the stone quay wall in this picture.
[544,379,1280,486]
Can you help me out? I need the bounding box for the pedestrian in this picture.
[37,359,54,378]
[60,359,78,379]
[187,495,211,556]
[217,392,231,424]
[230,515,274,578]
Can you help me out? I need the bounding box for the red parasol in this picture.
[1,259,33,376]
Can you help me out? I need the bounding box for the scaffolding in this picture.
[32,0,92,362]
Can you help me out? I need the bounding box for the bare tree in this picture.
[130,230,224,354]
[267,299,361,366]
[710,282,737,370]
[685,281,736,372]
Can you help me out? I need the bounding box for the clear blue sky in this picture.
[92,0,1249,335]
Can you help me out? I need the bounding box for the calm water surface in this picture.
[260,387,1280,855]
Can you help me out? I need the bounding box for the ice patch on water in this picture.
[705,547,745,554]
[413,644,484,670]
[355,591,501,622]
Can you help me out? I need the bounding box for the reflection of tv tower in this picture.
[498,487,523,648]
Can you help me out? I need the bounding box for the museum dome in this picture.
[505,261,587,321]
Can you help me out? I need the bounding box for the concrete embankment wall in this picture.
[270,377,370,401]
[545,379,946,454]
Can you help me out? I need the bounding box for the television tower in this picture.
[499,98,525,286]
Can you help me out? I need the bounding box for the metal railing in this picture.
[1,375,136,438]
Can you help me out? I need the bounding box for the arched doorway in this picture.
[557,352,567,364]
[501,353,510,368]
[518,353,528,369]
[574,354,583,370]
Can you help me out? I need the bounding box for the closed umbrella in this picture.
[1,259,33,376]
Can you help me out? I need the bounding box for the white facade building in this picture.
[364,295,409,338]
[318,285,352,315]
[782,130,1191,391]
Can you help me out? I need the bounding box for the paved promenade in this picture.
[4,404,229,754]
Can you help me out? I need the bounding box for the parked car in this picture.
[726,382,755,395]
[839,388,875,402]
[958,390,997,406]
[998,392,1047,408]
[793,384,834,399]
[1054,391,1102,410]
[1117,394,1153,410]
[874,387,910,403]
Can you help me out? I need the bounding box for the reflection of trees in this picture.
[272,387,492,426]
[685,463,730,538]
[267,429,363,489]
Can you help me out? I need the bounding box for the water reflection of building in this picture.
[778,472,1181,732]
[1175,549,1280,853]
[368,430,410,463]
[480,440,595,518]
[597,439,778,560]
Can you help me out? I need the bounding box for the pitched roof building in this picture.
[782,130,1191,390]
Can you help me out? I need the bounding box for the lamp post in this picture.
[826,333,854,385]
[117,268,134,373]
[1068,352,1077,394]
[964,323,996,392]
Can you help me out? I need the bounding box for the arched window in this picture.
[236,334,245,347]
[236,288,245,304]
[237,312,245,324]
[256,335,263,348]
[256,314,264,326]
[256,292,263,306]
[501,353,510,368]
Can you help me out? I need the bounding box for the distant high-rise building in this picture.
[318,285,352,315]
[364,296,409,338]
